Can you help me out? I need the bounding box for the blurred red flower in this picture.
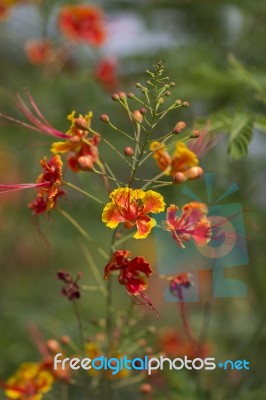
[95,58,119,92]
[24,38,54,65]
[58,4,106,47]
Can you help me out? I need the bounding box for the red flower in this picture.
[24,38,54,65]
[58,4,106,47]
[95,58,119,92]
[104,250,153,296]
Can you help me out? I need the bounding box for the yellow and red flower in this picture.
[150,141,201,180]
[104,250,153,296]
[28,155,64,214]
[3,362,53,400]
[102,187,165,239]
[51,110,100,172]
[166,202,211,248]
[58,4,106,47]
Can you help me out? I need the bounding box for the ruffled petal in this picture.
[142,190,165,214]
[134,216,155,239]
[171,143,199,175]
[102,202,125,228]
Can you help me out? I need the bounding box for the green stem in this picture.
[63,181,105,205]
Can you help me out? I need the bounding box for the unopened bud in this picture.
[77,156,94,171]
[100,114,109,123]
[75,117,89,131]
[140,107,147,115]
[135,82,141,88]
[111,93,120,101]
[173,172,186,184]
[124,146,134,156]
[191,130,200,138]
[170,82,175,87]
[127,92,135,98]
[175,99,183,106]
[182,101,190,107]
[140,383,152,394]
[118,91,126,101]
[165,90,171,97]
[47,339,61,354]
[60,335,71,345]
[158,97,164,104]
[147,326,156,334]
[133,110,143,124]
[173,121,187,134]
[187,166,203,180]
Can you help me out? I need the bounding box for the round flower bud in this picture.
[140,107,147,115]
[191,130,200,138]
[175,99,183,106]
[47,339,61,353]
[165,90,171,97]
[173,121,187,133]
[173,172,186,184]
[124,146,134,156]
[100,114,109,123]
[147,325,156,334]
[158,97,164,104]
[118,91,126,101]
[182,101,190,107]
[77,156,94,171]
[75,117,89,131]
[135,82,141,88]
[187,166,203,180]
[170,81,176,87]
[127,92,135,98]
[111,93,120,101]
[140,383,152,394]
[60,335,71,345]
[133,110,143,124]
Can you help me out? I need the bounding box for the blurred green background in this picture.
[0,1,266,399]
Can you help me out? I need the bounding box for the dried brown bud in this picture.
[124,146,134,156]
[127,92,135,98]
[100,114,109,123]
[173,172,186,184]
[133,110,143,124]
[77,156,94,171]
[187,166,203,180]
[140,383,152,394]
[165,90,171,96]
[182,101,190,107]
[75,117,89,131]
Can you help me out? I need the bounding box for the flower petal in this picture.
[134,216,155,239]
[102,202,125,228]
[171,143,199,175]
[142,190,165,214]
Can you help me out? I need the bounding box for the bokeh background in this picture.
[0,1,266,399]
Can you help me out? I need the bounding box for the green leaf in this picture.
[228,114,254,160]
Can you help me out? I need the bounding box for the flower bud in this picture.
[135,82,141,88]
[60,335,71,345]
[77,156,94,171]
[191,130,200,138]
[170,81,175,87]
[111,93,120,101]
[140,383,152,394]
[124,146,134,156]
[75,117,89,131]
[127,92,135,98]
[173,172,186,184]
[182,100,190,107]
[47,339,61,354]
[175,99,183,106]
[147,325,156,334]
[140,107,147,115]
[100,114,109,123]
[187,166,203,180]
[165,90,171,97]
[133,110,143,124]
[118,91,126,101]
[158,97,164,104]
[173,121,187,134]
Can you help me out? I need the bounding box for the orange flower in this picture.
[150,141,200,179]
[58,4,106,47]
[0,0,16,20]
[102,187,165,239]
[4,362,53,400]
[166,202,211,248]
[24,38,54,65]
[51,111,100,172]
